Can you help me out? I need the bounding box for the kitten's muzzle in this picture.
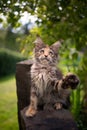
[45,55,48,58]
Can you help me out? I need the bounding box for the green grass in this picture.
[0,75,19,130]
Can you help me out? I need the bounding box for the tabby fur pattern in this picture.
[25,37,79,117]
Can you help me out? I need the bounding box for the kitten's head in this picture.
[34,37,62,65]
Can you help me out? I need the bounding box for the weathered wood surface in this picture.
[16,60,33,130]
[16,60,78,130]
[21,107,78,130]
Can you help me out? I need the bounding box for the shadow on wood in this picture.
[16,60,78,130]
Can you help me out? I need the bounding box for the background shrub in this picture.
[0,48,26,77]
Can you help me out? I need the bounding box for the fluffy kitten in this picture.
[25,37,79,117]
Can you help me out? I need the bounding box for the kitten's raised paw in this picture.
[54,103,62,110]
[25,107,37,117]
[62,73,79,89]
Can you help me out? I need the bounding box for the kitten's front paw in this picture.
[62,73,79,89]
[25,107,37,117]
[54,103,62,110]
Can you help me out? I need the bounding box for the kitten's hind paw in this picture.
[54,103,62,110]
[25,107,37,117]
[62,73,79,89]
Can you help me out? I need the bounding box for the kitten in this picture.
[25,37,79,117]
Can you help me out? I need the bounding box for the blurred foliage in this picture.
[0,48,26,77]
[5,26,20,50]
[0,0,87,48]
[0,27,21,51]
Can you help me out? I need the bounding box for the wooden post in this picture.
[16,60,33,130]
[16,60,78,130]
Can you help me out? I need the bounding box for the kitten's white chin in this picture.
[40,59,51,65]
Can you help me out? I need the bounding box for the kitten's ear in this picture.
[51,40,63,53]
[34,36,45,51]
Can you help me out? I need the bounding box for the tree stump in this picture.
[21,107,78,130]
[16,60,78,130]
[16,60,33,130]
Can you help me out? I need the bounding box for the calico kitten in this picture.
[25,37,79,117]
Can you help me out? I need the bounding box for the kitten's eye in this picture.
[40,49,44,54]
[49,51,54,56]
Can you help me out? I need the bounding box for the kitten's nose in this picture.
[45,55,48,58]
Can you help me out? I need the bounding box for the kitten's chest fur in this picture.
[31,63,57,97]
